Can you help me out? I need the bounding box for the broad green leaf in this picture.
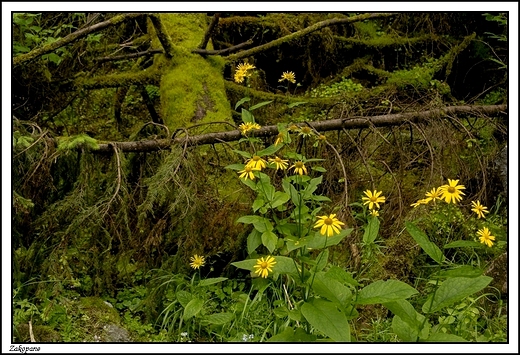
[252,198,265,212]
[247,229,262,254]
[232,149,252,159]
[271,191,290,208]
[433,265,483,279]
[235,97,250,110]
[258,181,275,202]
[183,298,204,320]
[311,271,352,306]
[302,176,322,199]
[203,312,234,325]
[424,332,468,342]
[301,299,351,342]
[384,299,429,340]
[257,143,283,157]
[363,216,380,244]
[357,279,418,305]
[392,313,430,342]
[406,222,445,264]
[444,240,484,249]
[326,266,360,287]
[315,249,329,272]
[273,256,300,274]
[176,290,192,307]
[261,230,278,253]
[422,276,492,313]
[249,100,273,111]
[198,277,228,287]
[285,237,306,252]
[267,327,316,342]
[241,108,254,123]
[306,228,352,249]
[224,163,245,171]
[283,180,300,207]
[231,259,257,271]
[236,215,273,233]
[273,306,289,318]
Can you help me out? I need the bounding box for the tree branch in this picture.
[94,49,164,63]
[13,13,145,67]
[89,104,505,153]
[198,13,221,49]
[148,14,176,58]
[227,13,396,61]
[192,40,254,56]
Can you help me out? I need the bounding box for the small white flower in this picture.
[181,332,188,337]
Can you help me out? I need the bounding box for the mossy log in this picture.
[89,104,506,153]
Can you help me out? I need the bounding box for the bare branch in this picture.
[89,104,506,153]
[13,13,145,67]
[94,49,164,62]
[192,40,254,56]
[148,14,175,58]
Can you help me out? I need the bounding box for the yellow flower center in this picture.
[245,166,252,172]
[295,162,303,168]
[261,262,268,268]
[253,156,260,161]
[448,187,456,193]
[324,217,333,225]
[370,196,378,202]
[301,127,311,134]
[275,157,282,163]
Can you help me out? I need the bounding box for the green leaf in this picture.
[363,216,380,244]
[315,249,329,272]
[357,279,418,305]
[236,215,272,233]
[241,108,254,123]
[252,198,265,212]
[267,327,316,342]
[424,332,468,342]
[287,101,308,108]
[257,143,283,157]
[422,276,492,313]
[273,306,289,318]
[306,228,352,249]
[302,176,322,199]
[312,166,327,173]
[433,265,483,278]
[261,230,278,253]
[232,149,251,159]
[203,312,234,325]
[405,222,445,264]
[224,163,245,171]
[282,180,300,207]
[247,229,262,254]
[198,277,228,287]
[235,97,250,110]
[183,298,204,320]
[176,290,192,308]
[311,271,352,306]
[444,240,484,249]
[273,256,299,274]
[271,191,290,209]
[326,266,360,287]
[249,100,273,111]
[384,299,429,340]
[231,259,257,271]
[301,299,351,342]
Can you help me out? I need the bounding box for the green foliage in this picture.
[57,134,99,151]
[309,77,363,98]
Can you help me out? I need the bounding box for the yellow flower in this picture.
[238,122,261,135]
[410,198,430,208]
[424,187,443,203]
[314,214,345,237]
[274,133,284,146]
[362,190,386,210]
[268,156,288,170]
[238,166,257,180]
[253,256,276,278]
[190,255,205,269]
[234,62,256,83]
[246,155,267,171]
[278,71,296,83]
[290,161,307,175]
[288,124,300,132]
[440,179,465,204]
[471,200,489,219]
[477,227,495,247]
[370,209,379,217]
[298,126,314,138]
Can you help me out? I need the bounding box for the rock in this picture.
[102,324,132,342]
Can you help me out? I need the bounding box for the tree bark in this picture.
[13,13,145,67]
[90,104,506,153]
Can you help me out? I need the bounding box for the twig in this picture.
[192,40,254,56]
[102,144,122,218]
[198,13,221,49]
[29,320,36,342]
[94,49,164,62]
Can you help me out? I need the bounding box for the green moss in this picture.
[78,297,121,324]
